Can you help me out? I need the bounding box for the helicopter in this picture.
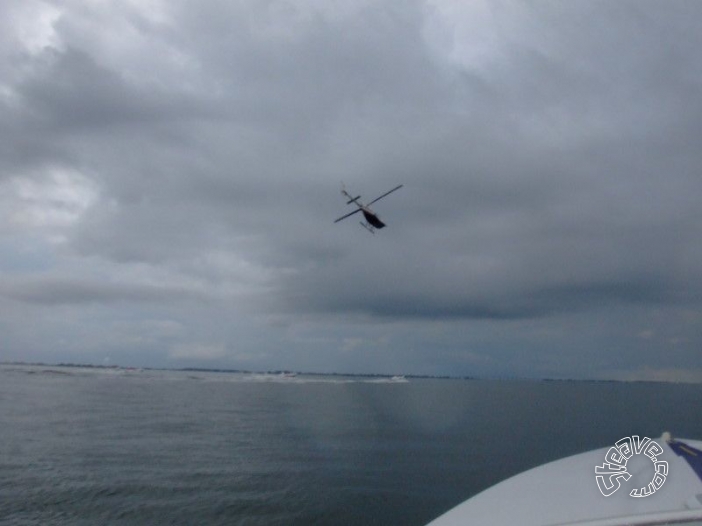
[334,183,403,233]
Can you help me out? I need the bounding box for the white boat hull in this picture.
[427,434,702,526]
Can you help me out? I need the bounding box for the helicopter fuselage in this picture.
[361,208,385,229]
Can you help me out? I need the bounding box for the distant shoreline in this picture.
[3,361,695,384]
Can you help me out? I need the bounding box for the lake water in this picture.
[1,364,701,525]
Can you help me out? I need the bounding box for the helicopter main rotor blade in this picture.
[334,208,363,223]
[366,184,403,206]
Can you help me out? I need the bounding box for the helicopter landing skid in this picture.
[360,221,375,234]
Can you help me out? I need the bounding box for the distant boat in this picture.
[426,433,702,526]
[391,375,407,382]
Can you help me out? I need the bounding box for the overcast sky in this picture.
[1,0,701,381]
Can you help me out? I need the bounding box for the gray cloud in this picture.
[1,0,701,380]
[0,276,203,305]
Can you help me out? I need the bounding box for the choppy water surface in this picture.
[1,365,701,525]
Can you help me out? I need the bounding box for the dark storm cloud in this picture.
[2,0,701,379]
[269,1,702,324]
[279,238,694,322]
[21,48,164,129]
[28,0,451,266]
